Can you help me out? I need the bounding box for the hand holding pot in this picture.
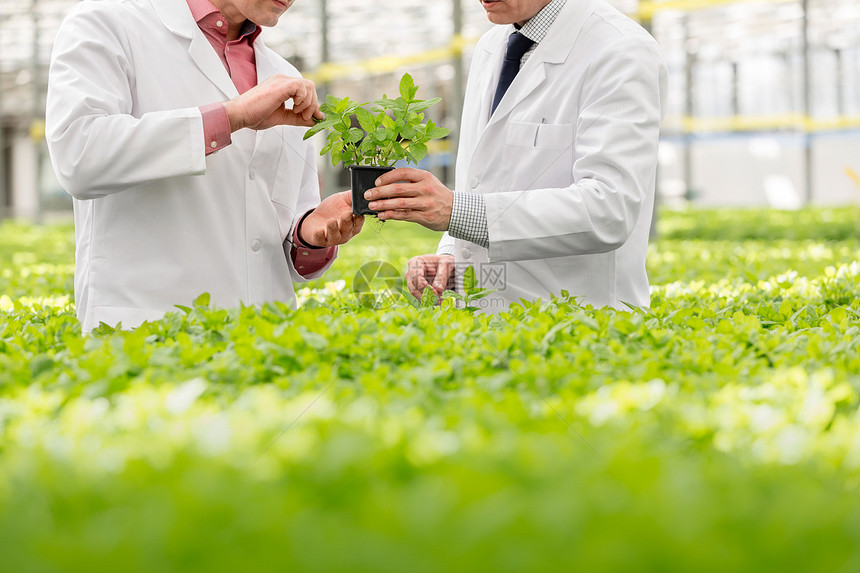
[365,168,453,231]
[223,75,323,132]
[298,191,365,247]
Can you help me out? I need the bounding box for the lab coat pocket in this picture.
[250,128,301,241]
[502,122,575,190]
[253,127,293,208]
[505,122,573,149]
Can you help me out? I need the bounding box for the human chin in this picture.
[263,0,289,22]
[252,6,282,25]
[481,0,512,24]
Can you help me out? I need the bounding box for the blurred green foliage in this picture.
[1,208,860,572]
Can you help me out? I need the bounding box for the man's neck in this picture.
[516,0,553,27]
[207,0,246,41]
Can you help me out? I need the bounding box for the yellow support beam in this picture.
[637,0,793,20]
[29,119,45,143]
[306,35,478,84]
[662,114,860,133]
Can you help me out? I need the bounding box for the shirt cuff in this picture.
[200,103,231,156]
[448,191,489,248]
[290,211,337,276]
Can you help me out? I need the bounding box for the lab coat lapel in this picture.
[475,39,503,134]
[188,33,240,100]
[484,0,591,130]
[254,40,279,84]
[252,41,279,155]
[151,0,239,100]
[469,33,505,158]
[486,60,546,128]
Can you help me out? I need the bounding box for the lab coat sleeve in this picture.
[484,36,667,263]
[436,232,456,256]
[45,3,207,200]
[286,140,336,282]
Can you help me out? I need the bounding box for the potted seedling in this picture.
[303,73,450,216]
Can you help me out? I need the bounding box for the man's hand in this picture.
[406,254,455,299]
[298,191,364,248]
[223,75,323,132]
[365,168,453,231]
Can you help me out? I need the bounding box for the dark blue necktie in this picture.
[491,31,535,115]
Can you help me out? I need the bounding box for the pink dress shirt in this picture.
[188,0,335,274]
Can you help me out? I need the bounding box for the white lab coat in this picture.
[438,0,667,312]
[46,0,332,332]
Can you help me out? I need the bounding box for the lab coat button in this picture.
[248,170,255,181]
[461,248,472,259]
[469,177,479,189]
[251,239,262,252]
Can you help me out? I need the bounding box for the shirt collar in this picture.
[516,0,567,44]
[186,0,261,42]
[238,20,262,42]
[186,0,220,23]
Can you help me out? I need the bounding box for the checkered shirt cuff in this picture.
[448,191,489,249]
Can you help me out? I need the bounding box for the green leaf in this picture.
[408,98,441,113]
[428,126,450,139]
[303,124,323,140]
[424,120,450,140]
[354,107,377,133]
[379,97,407,114]
[407,142,428,163]
[399,73,415,101]
[320,94,341,113]
[397,287,421,308]
[194,292,211,307]
[334,119,352,134]
[359,138,376,155]
[420,286,437,308]
[330,140,344,166]
[333,95,352,114]
[371,97,397,111]
[463,265,477,294]
[344,128,364,144]
[384,126,401,144]
[344,102,364,115]
[302,116,339,140]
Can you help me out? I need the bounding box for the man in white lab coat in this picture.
[366,0,667,312]
[46,0,361,332]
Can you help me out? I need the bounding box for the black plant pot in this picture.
[350,165,394,216]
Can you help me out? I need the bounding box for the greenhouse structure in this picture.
[1,1,860,570]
